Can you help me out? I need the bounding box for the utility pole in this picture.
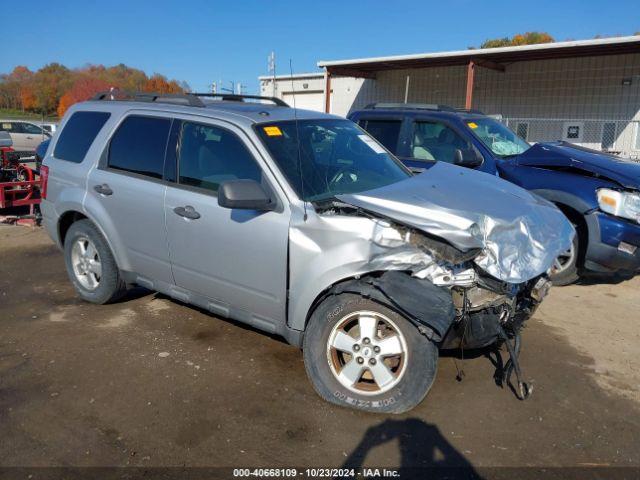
[268,51,276,97]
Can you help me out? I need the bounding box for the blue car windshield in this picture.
[466,117,531,157]
[255,119,411,202]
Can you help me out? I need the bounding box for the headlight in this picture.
[597,189,640,223]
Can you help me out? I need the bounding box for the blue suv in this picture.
[349,104,640,285]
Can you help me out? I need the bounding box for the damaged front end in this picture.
[297,200,559,399]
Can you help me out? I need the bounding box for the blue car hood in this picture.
[337,162,574,284]
[514,142,640,189]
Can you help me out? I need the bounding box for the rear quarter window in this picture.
[357,119,402,154]
[54,111,111,163]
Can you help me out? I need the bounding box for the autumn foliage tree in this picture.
[0,63,188,116]
[142,74,183,94]
[479,32,555,49]
[57,76,112,117]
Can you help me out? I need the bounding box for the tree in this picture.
[57,76,111,117]
[32,63,73,114]
[479,32,555,49]
[1,62,187,116]
[0,66,34,110]
[20,86,37,111]
[142,74,183,94]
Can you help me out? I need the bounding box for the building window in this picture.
[516,122,529,141]
[601,123,616,151]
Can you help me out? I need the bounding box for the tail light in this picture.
[40,165,49,199]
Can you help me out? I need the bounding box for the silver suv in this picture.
[40,92,573,413]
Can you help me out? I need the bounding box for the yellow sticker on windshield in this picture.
[263,126,283,136]
[467,122,478,129]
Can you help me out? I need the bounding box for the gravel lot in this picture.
[1,225,639,475]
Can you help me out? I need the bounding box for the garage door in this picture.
[282,91,324,112]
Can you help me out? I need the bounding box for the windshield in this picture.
[466,117,530,157]
[255,119,411,202]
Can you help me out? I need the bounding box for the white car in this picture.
[0,120,51,157]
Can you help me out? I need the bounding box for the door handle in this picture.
[94,184,113,196]
[174,205,201,220]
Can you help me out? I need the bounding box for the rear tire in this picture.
[63,219,126,304]
[303,293,438,414]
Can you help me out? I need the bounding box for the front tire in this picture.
[549,233,580,286]
[63,219,126,304]
[303,293,438,414]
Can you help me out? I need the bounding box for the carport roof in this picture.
[318,35,640,77]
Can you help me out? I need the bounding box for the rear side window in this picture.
[108,116,171,179]
[177,121,262,192]
[54,111,110,163]
[358,119,402,153]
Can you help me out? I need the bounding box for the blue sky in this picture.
[5,0,639,94]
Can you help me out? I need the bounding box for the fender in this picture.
[529,188,597,215]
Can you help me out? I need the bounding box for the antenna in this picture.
[289,59,307,222]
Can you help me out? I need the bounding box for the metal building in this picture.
[312,36,640,157]
[260,36,640,158]
[259,72,363,114]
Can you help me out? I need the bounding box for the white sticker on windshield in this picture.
[358,134,386,154]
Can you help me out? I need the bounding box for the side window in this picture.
[411,121,470,163]
[177,122,262,192]
[108,116,171,178]
[54,111,111,163]
[22,123,43,135]
[358,119,402,153]
[0,122,15,132]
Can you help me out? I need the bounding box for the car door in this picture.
[405,118,485,173]
[87,113,174,286]
[163,118,290,332]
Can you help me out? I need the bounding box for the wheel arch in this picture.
[57,207,132,272]
[530,189,591,265]
[299,271,456,344]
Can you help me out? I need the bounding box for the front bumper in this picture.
[585,211,640,273]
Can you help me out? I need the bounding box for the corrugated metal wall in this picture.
[334,53,640,157]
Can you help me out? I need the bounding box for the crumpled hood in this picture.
[336,161,575,284]
[515,142,640,189]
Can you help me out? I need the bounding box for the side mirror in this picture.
[453,148,484,168]
[218,179,275,211]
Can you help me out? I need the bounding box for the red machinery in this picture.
[0,143,42,224]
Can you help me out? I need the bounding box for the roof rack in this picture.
[455,108,485,115]
[191,93,289,107]
[91,91,290,108]
[364,103,457,112]
[91,91,206,107]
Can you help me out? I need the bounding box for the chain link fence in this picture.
[502,118,640,161]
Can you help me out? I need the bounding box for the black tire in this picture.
[303,293,438,414]
[549,232,580,286]
[63,219,126,304]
